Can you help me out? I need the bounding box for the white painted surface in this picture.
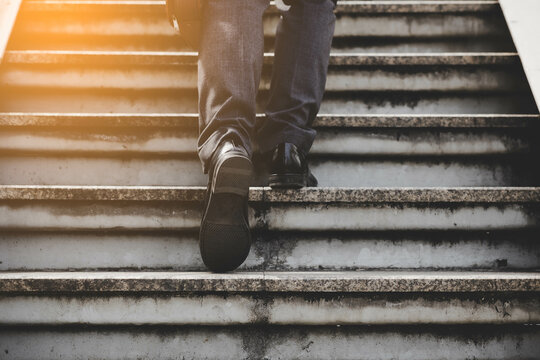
[0,0,22,62]
[499,0,540,111]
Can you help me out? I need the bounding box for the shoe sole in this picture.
[200,154,252,272]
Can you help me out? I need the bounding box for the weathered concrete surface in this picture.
[0,156,537,187]
[0,113,538,128]
[1,230,538,271]
[499,0,540,112]
[0,188,538,231]
[0,127,533,155]
[0,293,539,325]
[0,271,539,326]
[1,326,538,360]
[2,51,521,66]
[1,186,539,203]
[19,1,500,14]
[0,200,537,230]
[1,88,536,114]
[15,2,502,38]
[7,0,510,54]
[1,63,529,93]
[0,271,539,293]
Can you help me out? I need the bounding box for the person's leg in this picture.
[197,0,269,272]
[198,0,269,174]
[256,0,336,156]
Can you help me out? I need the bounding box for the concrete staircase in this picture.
[0,0,539,359]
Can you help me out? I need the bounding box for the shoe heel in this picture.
[268,174,307,189]
[213,156,252,196]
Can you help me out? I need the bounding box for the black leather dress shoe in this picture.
[268,143,317,189]
[199,140,252,272]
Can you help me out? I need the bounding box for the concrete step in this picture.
[8,0,512,53]
[1,229,538,271]
[1,112,538,127]
[8,30,516,54]
[2,152,540,187]
[0,271,538,324]
[3,50,523,66]
[1,325,538,360]
[1,113,539,187]
[1,115,537,156]
[3,112,538,127]
[0,86,538,115]
[0,52,530,93]
[2,155,539,187]
[1,113,537,154]
[0,186,538,231]
[1,87,537,114]
[1,113,538,187]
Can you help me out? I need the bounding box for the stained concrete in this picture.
[0,156,537,187]
[0,1,538,359]
[1,89,536,114]
[0,271,538,293]
[2,230,538,271]
[0,128,533,155]
[2,50,521,66]
[1,113,537,128]
[1,186,539,203]
[1,325,538,360]
[1,62,528,92]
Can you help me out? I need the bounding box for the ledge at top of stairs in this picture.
[1,186,539,203]
[0,271,538,293]
[2,51,520,66]
[1,113,537,128]
[19,0,501,14]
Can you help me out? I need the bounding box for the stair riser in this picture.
[9,4,513,53]
[0,201,538,231]
[0,128,533,156]
[336,38,515,54]
[7,34,516,53]
[0,65,529,92]
[1,326,538,360]
[0,127,536,155]
[11,9,508,39]
[0,156,536,187]
[2,89,537,114]
[1,231,538,271]
[0,294,538,325]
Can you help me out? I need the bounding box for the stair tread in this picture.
[1,185,539,202]
[2,50,521,66]
[1,113,537,128]
[20,0,500,14]
[1,270,538,293]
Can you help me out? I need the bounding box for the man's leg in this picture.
[198,0,269,173]
[256,0,336,186]
[197,0,269,272]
